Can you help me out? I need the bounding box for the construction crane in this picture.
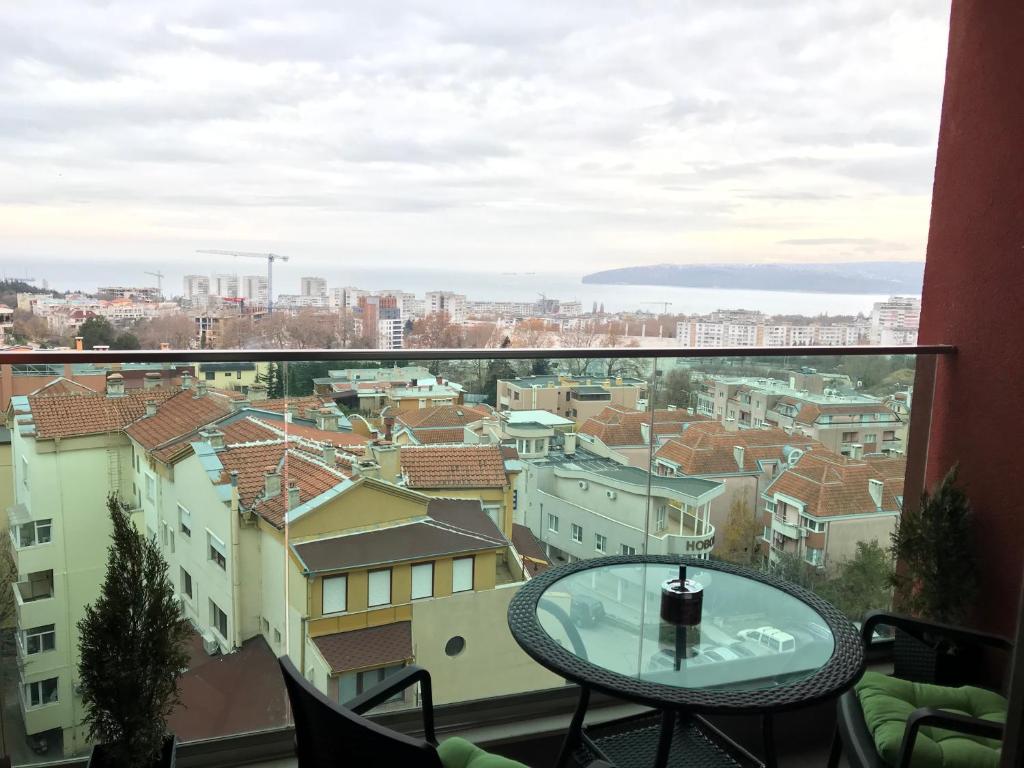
[144,270,164,299]
[196,250,290,314]
[641,301,672,313]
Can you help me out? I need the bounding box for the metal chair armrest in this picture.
[896,706,1005,768]
[861,610,1013,653]
[345,665,437,744]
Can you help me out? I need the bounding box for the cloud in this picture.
[0,0,949,276]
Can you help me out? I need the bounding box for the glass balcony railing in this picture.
[0,345,950,764]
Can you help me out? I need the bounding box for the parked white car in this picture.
[736,626,796,654]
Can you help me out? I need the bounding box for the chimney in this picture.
[181,372,193,391]
[564,432,577,455]
[144,371,161,390]
[264,467,281,499]
[201,429,225,450]
[105,373,125,398]
[159,342,170,351]
[383,416,395,441]
[195,380,208,398]
[287,482,300,510]
[75,336,84,351]
[145,399,158,418]
[229,398,244,413]
[868,479,884,510]
[317,407,338,431]
[733,445,745,470]
[322,444,335,464]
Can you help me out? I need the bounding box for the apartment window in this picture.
[209,600,228,639]
[805,548,824,566]
[595,534,607,553]
[323,575,347,614]
[655,506,667,532]
[274,628,282,645]
[368,569,392,607]
[801,516,825,533]
[14,519,52,548]
[620,544,636,556]
[261,617,270,633]
[24,624,56,654]
[207,531,227,570]
[24,678,59,708]
[180,567,193,599]
[841,431,857,442]
[411,562,434,600]
[145,472,156,501]
[547,513,559,533]
[571,523,583,543]
[762,526,770,540]
[452,557,474,593]
[883,430,896,441]
[482,505,501,528]
[864,434,877,444]
[205,371,216,381]
[178,504,192,537]
[765,500,777,514]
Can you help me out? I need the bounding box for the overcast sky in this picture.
[0,1,950,277]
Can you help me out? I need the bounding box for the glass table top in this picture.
[537,562,836,692]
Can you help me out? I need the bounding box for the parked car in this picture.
[736,626,796,654]
[570,595,606,627]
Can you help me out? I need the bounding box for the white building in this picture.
[211,274,240,299]
[241,275,268,305]
[870,297,921,345]
[183,275,210,306]
[276,294,331,309]
[300,277,328,297]
[331,287,370,311]
[425,291,467,324]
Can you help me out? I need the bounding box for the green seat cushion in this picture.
[438,737,529,768]
[855,670,1006,767]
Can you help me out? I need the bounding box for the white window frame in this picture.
[482,505,502,528]
[655,506,667,532]
[207,530,227,570]
[24,678,59,709]
[180,567,193,599]
[368,569,392,607]
[452,556,474,593]
[209,599,228,639]
[571,523,583,543]
[178,504,192,537]
[595,534,607,553]
[620,544,636,555]
[145,472,156,502]
[21,456,29,488]
[411,562,434,600]
[24,624,56,655]
[323,575,347,614]
[14,519,52,548]
[547,513,559,533]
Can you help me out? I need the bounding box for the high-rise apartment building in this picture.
[241,275,268,305]
[359,295,404,350]
[870,296,921,345]
[211,273,240,299]
[300,277,328,297]
[183,275,210,306]
[425,291,467,324]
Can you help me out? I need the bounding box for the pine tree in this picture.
[77,495,191,766]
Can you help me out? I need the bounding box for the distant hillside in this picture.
[582,262,924,295]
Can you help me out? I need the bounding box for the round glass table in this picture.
[508,556,864,768]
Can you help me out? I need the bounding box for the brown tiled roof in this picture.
[765,451,905,518]
[260,418,369,447]
[125,390,234,451]
[292,499,505,573]
[512,523,550,577]
[406,427,467,444]
[312,622,413,674]
[27,388,178,439]
[249,395,333,414]
[427,497,506,540]
[795,402,900,425]
[400,445,508,488]
[655,427,822,475]
[395,404,491,429]
[29,377,96,397]
[578,406,709,446]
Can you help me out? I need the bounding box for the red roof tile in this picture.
[312,622,413,674]
[578,406,709,446]
[125,389,234,451]
[765,451,906,517]
[395,404,491,430]
[27,388,178,439]
[655,427,823,475]
[400,445,508,488]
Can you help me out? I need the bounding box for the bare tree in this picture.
[11,309,51,343]
[511,318,552,348]
[135,314,196,349]
[405,313,466,349]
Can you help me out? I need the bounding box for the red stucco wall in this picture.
[918,0,1024,637]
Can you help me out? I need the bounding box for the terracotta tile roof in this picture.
[795,402,900,425]
[400,445,508,488]
[248,395,333,415]
[257,418,369,448]
[578,406,709,446]
[125,389,234,451]
[312,622,413,674]
[406,427,468,444]
[764,451,905,518]
[395,404,491,430]
[512,523,550,577]
[29,377,96,397]
[655,427,822,475]
[27,388,178,439]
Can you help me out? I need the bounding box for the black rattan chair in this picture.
[828,611,1013,768]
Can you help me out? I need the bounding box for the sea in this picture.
[3,260,910,317]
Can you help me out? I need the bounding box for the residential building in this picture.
[95,286,162,302]
[383,378,463,412]
[358,295,403,350]
[300,277,328,297]
[241,275,268,305]
[496,374,648,424]
[514,439,723,565]
[676,318,863,348]
[425,291,467,324]
[576,405,710,467]
[274,294,331,309]
[760,451,906,569]
[183,275,210,307]
[330,286,369,311]
[388,404,494,445]
[654,422,823,532]
[211,274,240,299]
[870,297,921,345]
[1,303,16,340]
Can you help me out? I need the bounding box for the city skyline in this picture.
[1,2,948,273]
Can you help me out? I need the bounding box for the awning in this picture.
[7,503,31,528]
